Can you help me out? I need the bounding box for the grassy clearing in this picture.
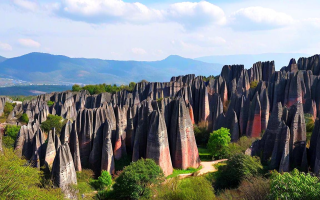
[198,146,212,161]
[167,166,203,179]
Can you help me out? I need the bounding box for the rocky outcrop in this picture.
[170,98,200,169]
[52,143,77,198]
[69,122,82,172]
[45,130,56,170]
[101,118,115,175]
[146,109,173,176]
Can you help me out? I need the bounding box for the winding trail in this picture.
[178,159,227,178]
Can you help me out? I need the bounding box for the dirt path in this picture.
[178,159,227,178]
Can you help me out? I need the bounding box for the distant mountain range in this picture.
[0,53,223,85]
[0,56,6,63]
[196,53,310,70]
[0,52,313,86]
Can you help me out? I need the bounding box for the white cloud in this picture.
[230,7,294,31]
[13,0,38,11]
[18,38,41,48]
[132,48,147,55]
[192,35,226,46]
[58,0,163,24]
[56,0,226,29]
[0,42,13,51]
[167,1,226,28]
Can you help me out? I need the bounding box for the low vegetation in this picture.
[47,101,55,107]
[167,166,202,179]
[194,121,210,145]
[0,147,63,199]
[19,113,29,124]
[214,154,263,190]
[154,176,216,200]
[3,102,15,117]
[72,82,137,95]
[40,114,65,134]
[3,125,20,149]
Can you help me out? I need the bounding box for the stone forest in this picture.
[2,54,320,199]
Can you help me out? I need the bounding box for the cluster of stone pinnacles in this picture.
[10,54,320,194]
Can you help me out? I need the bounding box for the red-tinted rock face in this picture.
[170,98,200,169]
[146,110,173,176]
[101,118,115,175]
[247,93,262,138]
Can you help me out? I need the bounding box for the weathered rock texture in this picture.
[13,54,320,190]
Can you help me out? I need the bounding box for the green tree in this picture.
[269,169,320,200]
[4,102,14,116]
[112,159,165,199]
[214,154,263,190]
[207,127,231,159]
[19,113,29,124]
[40,114,64,134]
[72,84,82,92]
[97,170,112,190]
[3,125,21,148]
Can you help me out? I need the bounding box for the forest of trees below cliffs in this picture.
[2,54,320,199]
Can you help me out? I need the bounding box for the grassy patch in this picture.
[167,166,202,179]
[198,146,212,161]
[73,169,96,198]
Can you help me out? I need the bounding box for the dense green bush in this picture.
[194,121,210,145]
[207,127,231,159]
[72,84,82,92]
[112,159,165,199]
[47,101,55,107]
[214,154,263,190]
[3,102,14,116]
[3,125,20,148]
[305,114,315,132]
[71,82,137,95]
[269,169,320,200]
[19,113,29,124]
[93,170,112,190]
[40,114,64,134]
[155,176,216,200]
[0,148,63,199]
[228,136,257,157]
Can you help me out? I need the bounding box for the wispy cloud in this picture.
[230,6,294,31]
[132,48,147,55]
[12,0,38,11]
[18,38,41,48]
[0,42,13,51]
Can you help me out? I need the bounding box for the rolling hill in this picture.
[0,53,223,85]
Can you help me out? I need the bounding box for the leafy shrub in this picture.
[0,147,63,199]
[216,177,269,200]
[95,170,112,190]
[207,127,231,159]
[40,114,64,134]
[198,146,212,161]
[250,81,258,89]
[269,169,320,200]
[72,84,82,92]
[112,159,165,199]
[194,121,210,145]
[47,101,55,107]
[228,136,257,157]
[4,102,14,116]
[214,154,263,190]
[19,113,29,124]
[3,125,20,148]
[155,176,215,200]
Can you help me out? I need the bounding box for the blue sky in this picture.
[1,0,320,61]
